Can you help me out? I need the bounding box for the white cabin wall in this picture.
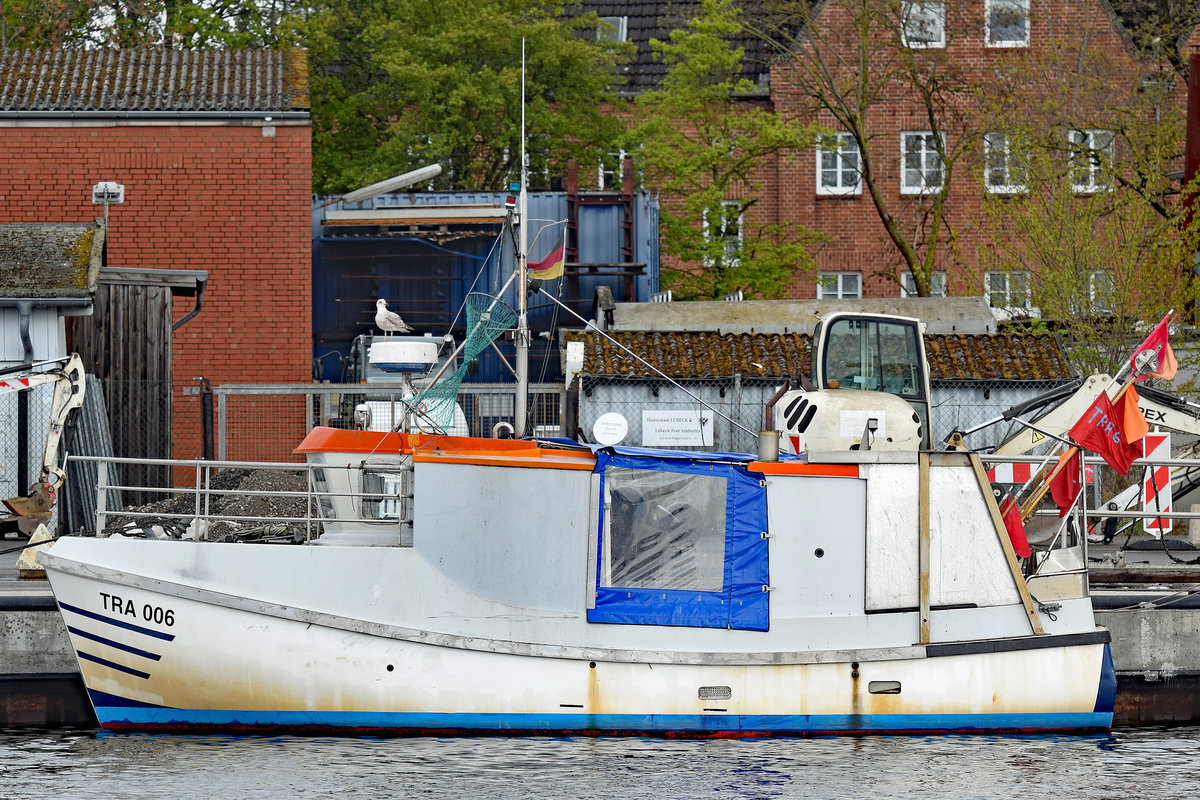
[412,461,593,611]
[766,475,865,618]
[927,461,1020,608]
[864,462,921,611]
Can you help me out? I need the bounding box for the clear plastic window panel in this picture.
[602,466,728,592]
[361,469,405,521]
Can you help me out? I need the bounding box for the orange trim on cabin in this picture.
[295,427,414,454]
[295,427,597,469]
[747,461,859,477]
[413,453,596,470]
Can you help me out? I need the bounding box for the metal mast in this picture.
[514,39,530,437]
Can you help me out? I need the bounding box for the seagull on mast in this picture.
[375,299,412,335]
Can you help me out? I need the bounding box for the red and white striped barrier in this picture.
[1143,432,1172,535]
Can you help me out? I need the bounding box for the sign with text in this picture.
[642,410,713,447]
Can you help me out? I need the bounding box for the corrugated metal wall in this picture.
[311,191,659,383]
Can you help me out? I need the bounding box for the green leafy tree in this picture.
[304,0,630,193]
[631,0,822,300]
[0,1,302,48]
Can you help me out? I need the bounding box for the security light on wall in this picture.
[91,182,125,204]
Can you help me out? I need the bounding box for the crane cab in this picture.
[775,313,933,454]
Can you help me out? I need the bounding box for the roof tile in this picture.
[0,48,308,112]
[566,330,1074,381]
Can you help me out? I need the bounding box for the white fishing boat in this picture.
[36,302,1115,736]
[35,59,1114,732]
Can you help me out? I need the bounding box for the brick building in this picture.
[581,1,1187,305]
[0,49,311,462]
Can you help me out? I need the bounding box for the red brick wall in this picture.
[764,0,1168,300]
[0,120,312,461]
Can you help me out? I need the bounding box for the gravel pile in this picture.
[104,468,322,542]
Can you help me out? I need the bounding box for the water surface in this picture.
[2,727,1196,799]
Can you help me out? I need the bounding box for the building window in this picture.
[983,131,1028,194]
[816,133,862,196]
[598,148,628,190]
[901,132,944,194]
[901,1,945,48]
[818,271,862,299]
[1087,270,1115,314]
[1069,129,1114,194]
[703,201,744,268]
[900,270,947,298]
[986,0,1029,47]
[985,270,1031,309]
[597,15,628,42]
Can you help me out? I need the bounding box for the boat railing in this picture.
[979,451,1200,524]
[66,454,402,543]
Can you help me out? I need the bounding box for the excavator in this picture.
[0,354,86,536]
[947,374,1200,544]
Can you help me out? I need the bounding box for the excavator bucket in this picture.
[3,483,54,519]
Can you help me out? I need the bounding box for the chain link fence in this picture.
[932,378,1073,453]
[0,381,57,527]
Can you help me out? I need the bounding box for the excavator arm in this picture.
[0,354,86,526]
[991,374,1200,456]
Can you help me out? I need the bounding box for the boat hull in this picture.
[45,562,1116,737]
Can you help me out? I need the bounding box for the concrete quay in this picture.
[3,539,1200,729]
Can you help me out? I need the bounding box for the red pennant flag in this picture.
[1119,384,1149,445]
[1068,391,1141,475]
[1049,450,1081,517]
[999,496,1031,558]
[1131,312,1177,382]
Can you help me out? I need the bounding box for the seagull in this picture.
[375,299,412,335]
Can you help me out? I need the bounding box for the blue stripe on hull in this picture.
[91,706,1113,736]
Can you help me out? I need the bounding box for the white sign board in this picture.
[593,412,629,445]
[839,409,887,442]
[642,410,713,447]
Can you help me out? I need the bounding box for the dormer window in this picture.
[597,15,628,43]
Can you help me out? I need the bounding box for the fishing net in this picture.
[410,292,517,431]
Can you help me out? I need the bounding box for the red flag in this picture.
[1049,450,1081,517]
[1131,312,1177,382]
[529,242,565,280]
[1068,391,1141,475]
[999,496,1031,558]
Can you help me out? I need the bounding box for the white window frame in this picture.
[985,0,1030,47]
[985,270,1031,309]
[900,270,947,298]
[901,1,945,49]
[817,271,862,299]
[900,131,945,195]
[983,131,1028,194]
[702,200,744,268]
[1069,129,1114,194]
[598,148,628,190]
[1087,269,1115,314]
[816,133,862,196]
[597,15,628,43]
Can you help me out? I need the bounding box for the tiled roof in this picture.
[0,49,308,112]
[565,330,1075,381]
[0,221,104,297]
[569,2,772,94]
